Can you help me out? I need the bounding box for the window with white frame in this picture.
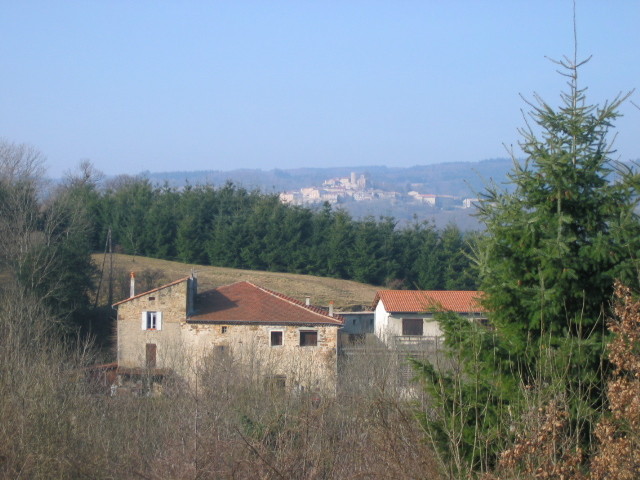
[141,311,162,330]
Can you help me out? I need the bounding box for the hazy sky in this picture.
[1,1,638,178]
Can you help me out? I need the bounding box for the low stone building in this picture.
[338,310,375,344]
[114,275,343,393]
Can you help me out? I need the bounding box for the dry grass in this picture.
[93,253,380,310]
[0,282,443,480]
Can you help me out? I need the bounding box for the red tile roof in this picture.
[112,276,191,306]
[189,281,343,325]
[372,290,485,314]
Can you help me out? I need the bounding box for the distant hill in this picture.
[139,158,513,197]
[133,159,513,230]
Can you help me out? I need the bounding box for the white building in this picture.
[372,290,486,348]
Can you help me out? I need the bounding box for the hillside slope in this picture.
[95,254,380,310]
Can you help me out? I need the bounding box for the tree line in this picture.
[79,178,477,289]
[0,146,96,324]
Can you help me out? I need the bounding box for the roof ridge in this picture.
[253,283,344,323]
[377,289,482,293]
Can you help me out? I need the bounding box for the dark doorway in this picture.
[146,343,157,368]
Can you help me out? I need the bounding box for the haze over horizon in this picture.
[2,2,639,178]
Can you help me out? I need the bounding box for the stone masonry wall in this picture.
[116,280,188,370]
[180,322,339,392]
[116,279,339,392]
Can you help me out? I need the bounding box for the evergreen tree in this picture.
[325,209,354,279]
[147,184,179,259]
[477,57,638,358]
[305,202,334,276]
[414,226,445,289]
[441,224,477,290]
[416,56,640,474]
[392,221,434,289]
[175,185,210,265]
[105,176,154,256]
[349,217,387,284]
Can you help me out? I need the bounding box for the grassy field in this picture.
[92,253,380,310]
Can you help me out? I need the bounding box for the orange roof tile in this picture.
[190,281,343,326]
[372,290,485,313]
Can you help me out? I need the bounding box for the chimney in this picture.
[305,296,310,306]
[129,272,135,298]
[188,271,198,315]
[329,301,334,317]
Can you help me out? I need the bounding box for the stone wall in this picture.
[180,322,339,392]
[116,279,189,370]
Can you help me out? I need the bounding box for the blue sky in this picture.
[1,1,638,178]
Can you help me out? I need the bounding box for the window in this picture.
[402,318,423,336]
[270,330,283,346]
[300,330,318,347]
[147,312,158,329]
[141,311,162,330]
[221,326,228,334]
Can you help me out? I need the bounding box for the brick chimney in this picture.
[329,301,334,317]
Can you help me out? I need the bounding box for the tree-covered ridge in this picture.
[87,178,477,289]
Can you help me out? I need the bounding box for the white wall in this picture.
[374,300,445,343]
[374,301,391,339]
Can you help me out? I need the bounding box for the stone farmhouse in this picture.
[113,273,487,395]
[372,290,486,349]
[114,274,343,393]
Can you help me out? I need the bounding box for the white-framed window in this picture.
[141,311,162,331]
[270,330,284,347]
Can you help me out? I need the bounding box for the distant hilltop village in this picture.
[279,171,478,210]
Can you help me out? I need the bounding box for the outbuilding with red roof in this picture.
[372,289,486,347]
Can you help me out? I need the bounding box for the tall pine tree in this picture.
[416,55,640,474]
[477,56,639,359]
